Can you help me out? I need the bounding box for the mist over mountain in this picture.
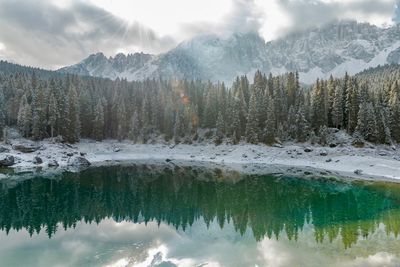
[59,20,400,84]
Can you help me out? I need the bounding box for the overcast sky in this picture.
[0,0,398,69]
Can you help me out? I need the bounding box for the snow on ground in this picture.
[1,138,400,182]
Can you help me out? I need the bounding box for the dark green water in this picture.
[1,165,400,267]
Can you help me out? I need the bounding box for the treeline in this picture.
[0,62,400,144]
[1,165,399,248]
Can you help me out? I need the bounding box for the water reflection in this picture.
[0,165,400,266]
[1,165,400,246]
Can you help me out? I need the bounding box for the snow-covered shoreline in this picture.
[1,139,400,182]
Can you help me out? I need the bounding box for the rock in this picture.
[329,143,337,148]
[0,146,10,153]
[113,147,121,152]
[0,155,14,167]
[68,156,91,168]
[320,151,328,156]
[66,152,74,157]
[80,152,86,156]
[325,158,332,162]
[354,169,363,175]
[378,151,388,156]
[48,160,59,167]
[304,147,313,153]
[273,143,283,148]
[12,142,40,153]
[242,154,248,158]
[352,139,365,148]
[52,135,64,143]
[33,156,43,165]
[165,158,172,162]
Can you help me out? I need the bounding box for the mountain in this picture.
[0,60,65,79]
[59,20,400,84]
[265,20,400,83]
[59,52,155,80]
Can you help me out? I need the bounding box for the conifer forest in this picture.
[1,61,400,146]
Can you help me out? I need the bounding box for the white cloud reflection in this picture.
[0,219,399,267]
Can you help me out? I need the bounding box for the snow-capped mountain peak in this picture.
[59,20,400,84]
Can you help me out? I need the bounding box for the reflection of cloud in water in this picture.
[1,219,400,267]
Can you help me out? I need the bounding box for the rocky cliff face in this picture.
[59,21,400,84]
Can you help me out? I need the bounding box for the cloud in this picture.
[178,0,265,39]
[276,0,396,34]
[0,0,176,69]
[0,0,398,69]
[394,0,400,23]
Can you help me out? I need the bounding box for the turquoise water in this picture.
[0,165,400,267]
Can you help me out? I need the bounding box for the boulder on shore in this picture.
[0,155,15,167]
[0,146,10,153]
[12,141,40,153]
[33,156,43,165]
[48,160,59,167]
[68,156,91,168]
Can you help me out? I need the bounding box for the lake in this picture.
[0,164,400,267]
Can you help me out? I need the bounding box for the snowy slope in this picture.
[59,21,400,84]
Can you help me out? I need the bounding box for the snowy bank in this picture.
[1,139,400,182]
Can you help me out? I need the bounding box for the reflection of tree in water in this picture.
[0,165,399,248]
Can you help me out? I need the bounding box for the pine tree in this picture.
[117,100,128,141]
[64,85,80,143]
[31,86,46,140]
[295,106,309,142]
[331,84,344,129]
[245,93,259,144]
[0,87,5,139]
[318,125,329,146]
[287,72,297,107]
[342,72,349,128]
[235,86,248,136]
[389,89,400,142]
[129,111,140,143]
[263,93,276,145]
[215,112,225,145]
[375,91,392,144]
[174,109,184,144]
[17,95,32,138]
[311,80,327,130]
[365,103,378,143]
[346,79,359,134]
[202,84,216,128]
[48,93,58,138]
[327,75,335,127]
[287,106,297,140]
[163,98,175,141]
[231,97,241,144]
[355,101,378,143]
[141,95,152,138]
[93,100,104,141]
[79,89,93,138]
